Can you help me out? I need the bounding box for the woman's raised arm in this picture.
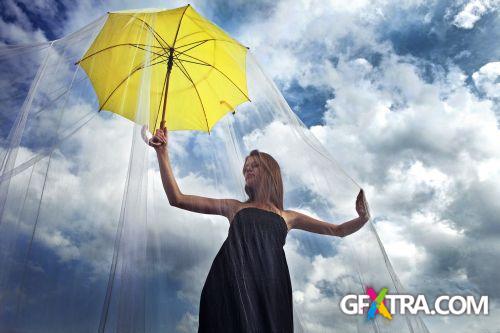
[146,127,239,219]
[287,189,370,237]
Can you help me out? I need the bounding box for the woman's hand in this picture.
[356,189,370,222]
[142,125,168,151]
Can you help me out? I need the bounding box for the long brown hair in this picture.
[243,149,284,210]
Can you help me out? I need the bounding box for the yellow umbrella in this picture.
[77,5,250,133]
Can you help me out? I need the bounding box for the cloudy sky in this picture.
[0,0,499,332]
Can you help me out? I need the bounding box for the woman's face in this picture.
[243,156,261,188]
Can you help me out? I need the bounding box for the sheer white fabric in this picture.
[0,13,430,333]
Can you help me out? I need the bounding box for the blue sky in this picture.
[0,0,499,332]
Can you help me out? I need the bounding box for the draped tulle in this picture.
[0,11,431,333]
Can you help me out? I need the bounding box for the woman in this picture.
[148,128,370,333]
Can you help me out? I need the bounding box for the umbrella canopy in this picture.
[77,5,250,132]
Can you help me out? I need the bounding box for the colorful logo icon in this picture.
[366,287,392,320]
[341,288,488,318]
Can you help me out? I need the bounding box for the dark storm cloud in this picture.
[446,179,500,238]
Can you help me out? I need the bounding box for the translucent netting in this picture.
[0,13,430,333]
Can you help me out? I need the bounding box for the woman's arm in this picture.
[156,148,239,216]
[148,127,239,219]
[287,189,370,237]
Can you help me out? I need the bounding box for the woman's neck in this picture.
[249,190,275,209]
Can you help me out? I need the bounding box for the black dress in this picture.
[198,207,293,333]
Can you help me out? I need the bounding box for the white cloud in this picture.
[0,0,48,44]
[176,312,199,332]
[472,61,500,99]
[0,18,47,45]
[452,0,498,29]
[2,0,500,332]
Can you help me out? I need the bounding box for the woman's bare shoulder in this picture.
[225,199,247,223]
[280,209,300,228]
[281,209,300,218]
[281,209,315,229]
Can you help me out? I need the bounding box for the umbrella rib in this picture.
[99,54,166,111]
[174,31,208,47]
[172,56,210,132]
[136,43,164,49]
[172,5,190,47]
[132,45,168,58]
[172,55,191,79]
[176,52,250,101]
[76,43,166,64]
[174,39,210,54]
[175,39,213,49]
[174,58,209,66]
[181,15,248,48]
[183,15,216,41]
[121,14,172,50]
[176,38,241,50]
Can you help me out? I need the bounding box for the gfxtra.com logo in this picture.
[340,287,489,319]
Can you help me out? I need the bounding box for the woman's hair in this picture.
[243,149,284,210]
